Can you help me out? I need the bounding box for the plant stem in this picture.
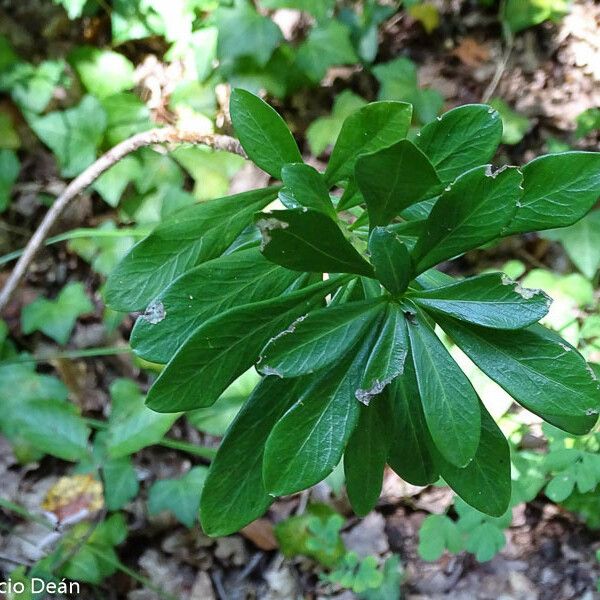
[0,497,56,530]
[1,346,131,364]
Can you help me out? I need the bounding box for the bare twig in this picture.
[482,4,514,103]
[0,127,246,313]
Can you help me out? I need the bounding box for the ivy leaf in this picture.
[100,92,153,146]
[0,149,19,211]
[388,356,438,485]
[26,95,106,177]
[414,104,503,184]
[412,165,523,273]
[200,377,305,536]
[280,163,336,217]
[431,404,511,517]
[22,282,93,345]
[105,379,179,458]
[216,4,282,67]
[411,272,551,329]
[296,21,358,83]
[357,302,409,404]
[104,186,277,311]
[368,228,412,297]
[306,90,367,156]
[102,456,139,511]
[406,311,481,467]
[258,298,384,378]
[148,467,208,527]
[436,318,600,427]
[146,277,345,412]
[418,514,463,561]
[543,210,600,279]
[356,140,441,227]
[263,329,378,496]
[256,208,374,276]
[504,152,600,235]
[230,88,301,178]
[131,249,300,364]
[344,392,392,516]
[92,156,141,207]
[325,101,413,184]
[69,46,135,98]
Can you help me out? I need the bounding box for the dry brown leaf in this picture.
[41,474,103,523]
[240,518,278,551]
[453,38,491,67]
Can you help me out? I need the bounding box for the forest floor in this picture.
[0,0,599,598]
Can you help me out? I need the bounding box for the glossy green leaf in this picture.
[102,456,139,511]
[280,163,335,217]
[200,376,303,536]
[105,187,277,311]
[146,277,345,412]
[25,95,106,177]
[230,88,301,178]
[406,311,481,467]
[436,318,600,424]
[344,392,392,516]
[105,379,179,458]
[263,330,377,496]
[431,404,511,517]
[412,272,551,329]
[258,298,383,378]
[504,152,600,235]
[414,104,503,184]
[412,165,523,273]
[325,101,413,184]
[257,208,373,276]
[387,347,438,486]
[131,249,300,363]
[21,282,93,345]
[356,140,440,227]
[148,467,208,527]
[356,302,409,405]
[368,227,412,296]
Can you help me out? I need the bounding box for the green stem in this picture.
[1,346,131,364]
[0,497,55,530]
[84,418,217,460]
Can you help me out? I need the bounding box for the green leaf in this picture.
[148,467,208,527]
[356,140,441,227]
[489,98,532,145]
[0,111,20,150]
[25,95,106,177]
[546,471,575,502]
[306,90,367,156]
[575,107,600,139]
[69,46,135,98]
[387,356,438,485]
[259,0,334,19]
[258,298,384,378]
[100,92,153,146]
[263,330,377,496]
[418,514,463,561]
[0,149,19,212]
[92,156,141,207]
[131,248,300,364]
[543,210,600,279]
[102,456,139,511]
[216,3,282,67]
[406,311,481,467]
[105,379,179,458]
[280,163,335,217]
[356,302,409,404]
[325,101,413,184]
[465,522,506,562]
[414,104,503,184]
[146,277,345,412]
[105,186,277,311]
[22,282,93,344]
[230,89,301,179]
[344,393,392,516]
[368,227,413,296]
[54,0,89,19]
[432,404,511,517]
[13,399,90,461]
[503,0,570,33]
[257,208,374,276]
[504,152,600,235]
[296,21,358,83]
[411,272,551,329]
[436,318,600,425]
[200,376,303,536]
[412,165,523,273]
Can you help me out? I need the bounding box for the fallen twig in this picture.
[0,127,246,313]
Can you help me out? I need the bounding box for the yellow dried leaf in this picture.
[41,474,104,522]
[408,3,440,34]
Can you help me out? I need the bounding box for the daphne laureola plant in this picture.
[105,89,600,535]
